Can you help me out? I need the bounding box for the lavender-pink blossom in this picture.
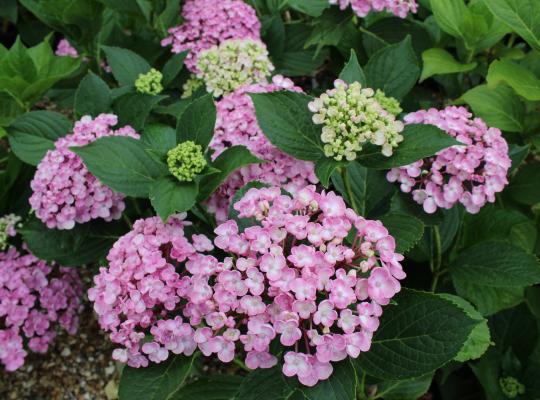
[0,246,82,371]
[30,114,139,230]
[330,0,418,18]
[161,0,261,72]
[55,39,79,58]
[387,106,511,214]
[206,76,318,222]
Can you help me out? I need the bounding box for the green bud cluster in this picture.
[0,214,21,251]
[135,68,163,95]
[182,75,204,99]
[309,81,404,161]
[167,141,207,182]
[499,376,525,399]
[195,38,274,97]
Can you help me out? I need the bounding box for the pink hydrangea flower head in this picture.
[29,114,139,230]
[329,0,418,18]
[161,0,261,72]
[206,76,319,222]
[387,106,511,214]
[0,246,83,371]
[55,38,79,57]
[90,188,404,386]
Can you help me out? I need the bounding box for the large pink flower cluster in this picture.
[30,114,139,230]
[330,0,418,18]
[89,187,405,386]
[387,106,511,214]
[161,0,261,72]
[0,246,82,371]
[206,76,318,222]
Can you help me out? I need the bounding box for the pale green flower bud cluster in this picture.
[135,68,163,95]
[196,38,274,97]
[181,75,204,99]
[0,214,21,251]
[309,80,404,161]
[167,141,207,182]
[499,377,525,399]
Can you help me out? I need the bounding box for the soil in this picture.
[0,273,120,400]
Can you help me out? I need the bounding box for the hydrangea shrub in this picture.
[2,0,540,399]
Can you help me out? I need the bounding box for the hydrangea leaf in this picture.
[118,354,197,400]
[338,49,366,86]
[356,124,461,169]
[486,59,540,101]
[372,373,434,400]
[7,110,72,166]
[172,375,243,400]
[176,94,216,150]
[72,136,169,197]
[198,145,263,201]
[249,91,325,161]
[355,289,476,380]
[150,177,198,221]
[365,36,420,100]
[460,84,525,133]
[379,212,425,254]
[483,0,540,53]
[420,48,477,82]
[102,45,152,86]
[439,294,491,362]
[331,162,396,217]
[20,217,125,266]
[300,359,357,400]
[74,71,112,118]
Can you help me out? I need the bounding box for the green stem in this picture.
[122,213,133,230]
[430,226,442,292]
[341,167,359,214]
[233,357,250,372]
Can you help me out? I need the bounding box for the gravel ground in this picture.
[0,273,120,400]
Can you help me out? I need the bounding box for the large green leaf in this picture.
[74,71,112,117]
[373,374,434,400]
[420,48,477,82]
[483,0,540,52]
[7,110,72,165]
[364,36,420,100]
[286,0,330,16]
[249,91,324,161]
[338,50,366,86]
[162,51,188,87]
[114,93,167,131]
[487,59,540,101]
[72,136,168,197]
[236,367,297,400]
[172,375,243,400]
[356,124,461,169]
[430,0,475,46]
[451,241,540,315]
[150,177,198,221]
[198,146,262,200]
[451,241,540,287]
[379,213,425,254]
[331,162,396,217]
[0,91,25,126]
[301,360,357,400]
[119,355,197,400]
[20,217,124,266]
[460,84,524,133]
[176,94,216,150]
[508,163,540,205]
[439,294,491,362]
[356,289,476,380]
[102,46,152,86]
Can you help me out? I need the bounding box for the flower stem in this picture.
[430,226,442,292]
[341,167,359,214]
[233,357,250,372]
